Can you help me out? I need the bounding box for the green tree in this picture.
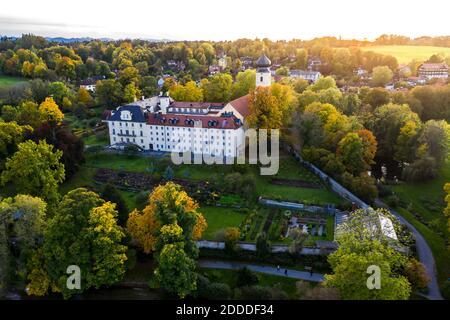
[201,73,233,102]
[123,82,141,103]
[153,243,197,298]
[247,86,283,129]
[255,232,271,258]
[1,140,65,204]
[100,183,129,226]
[48,82,70,106]
[232,69,255,99]
[325,209,411,300]
[371,66,393,87]
[96,79,123,108]
[27,189,127,298]
[337,132,367,175]
[0,121,32,169]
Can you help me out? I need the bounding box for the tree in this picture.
[0,195,47,281]
[255,232,271,258]
[27,189,127,298]
[32,124,85,178]
[444,183,450,236]
[404,259,430,290]
[163,165,174,180]
[363,88,390,109]
[309,76,336,92]
[96,79,123,108]
[394,120,421,164]
[48,82,70,106]
[325,209,411,300]
[201,73,233,102]
[16,100,41,128]
[0,121,32,169]
[169,81,203,102]
[232,69,255,99]
[85,202,128,289]
[224,227,240,253]
[38,97,64,125]
[417,120,449,167]
[236,267,259,287]
[402,156,439,182]
[371,66,393,87]
[77,87,93,106]
[247,86,282,129]
[1,140,65,204]
[337,132,367,175]
[127,182,207,254]
[373,103,421,161]
[123,82,141,103]
[100,182,129,226]
[288,228,309,258]
[118,66,139,86]
[271,83,298,126]
[153,243,197,298]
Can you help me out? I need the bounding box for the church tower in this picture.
[255,54,272,87]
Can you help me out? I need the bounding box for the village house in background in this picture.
[289,69,321,82]
[418,62,449,80]
[79,75,105,92]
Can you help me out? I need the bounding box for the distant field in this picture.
[0,75,27,88]
[360,45,450,64]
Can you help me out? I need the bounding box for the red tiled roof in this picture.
[228,94,250,118]
[102,110,112,120]
[170,101,224,109]
[147,114,242,129]
[419,63,449,70]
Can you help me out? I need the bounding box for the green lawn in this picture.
[395,207,449,286]
[390,162,449,232]
[199,206,248,240]
[0,75,27,88]
[385,161,450,294]
[360,45,450,64]
[83,131,109,146]
[84,152,342,205]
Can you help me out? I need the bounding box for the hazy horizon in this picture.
[1,0,450,41]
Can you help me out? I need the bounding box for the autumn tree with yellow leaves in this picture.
[128,182,207,298]
[127,182,207,254]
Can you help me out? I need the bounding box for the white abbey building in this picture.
[104,54,272,157]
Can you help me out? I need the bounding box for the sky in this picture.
[1,0,449,41]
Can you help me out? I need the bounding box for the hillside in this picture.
[361,45,450,64]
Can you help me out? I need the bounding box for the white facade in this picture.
[81,84,96,92]
[290,70,321,82]
[256,71,271,87]
[105,96,247,158]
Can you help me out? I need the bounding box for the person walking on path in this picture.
[277,265,280,272]
[284,269,288,275]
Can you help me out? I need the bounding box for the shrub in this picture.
[385,194,401,208]
[236,267,259,288]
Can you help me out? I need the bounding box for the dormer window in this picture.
[120,110,132,121]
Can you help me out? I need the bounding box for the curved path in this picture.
[375,199,443,300]
[198,260,324,282]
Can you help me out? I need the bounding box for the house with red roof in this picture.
[418,63,449,80]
